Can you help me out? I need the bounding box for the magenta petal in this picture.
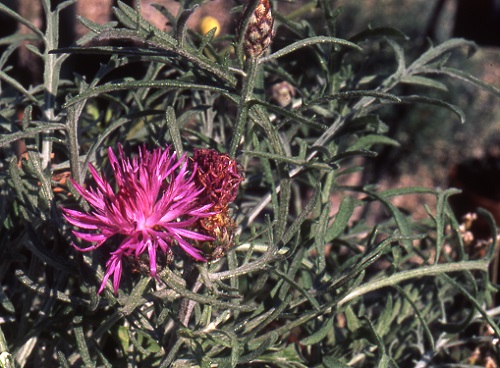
[98,267,113,294]
[62,211,102,230]
[72,231,107,244]
[87,164,110,195]
[172,228,214,242]
[176,238,207,261]
[148,243,157,277]
[112,258,123,294]
[72,239,105,252]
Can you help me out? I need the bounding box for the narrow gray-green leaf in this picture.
[165,107,183,157]
[73,317,96,368]
[322,356,351,368]
[176,5,198,47]
[274,252,320,310]
[375,293,394,337]
[77,15,117,34]
[365,189,413,251]
[338,260,489,306]
[275,177,291,241]
[434,188,462,262]
[259,36,362,64]
[281,184,320,245]
[326,196,355,242]
[120,277,150,316]
[0,123,65,147]
[349,27,409,44]
[400,75,448,91]
[441,274,500,338]
[162,272,255,312]
[385,38,406,83]
[0,32,39,47]
[0,289,15,314]
[239,332,278,363]
[348,134,400,152]
[0,71,39,104]
[380,186,438,198]
[315,201,330,273]
[57,351,70,368]
[394,285,435,350]
[421,66,500,98]
[248,100,327,130]
[476,208,498,261]
[80,109,167,171]
[63,80,228,107]
[244,151,333,170]
[329,149,378,163]
[307,90,401,107]
[0,3,45,40]
[24,44,43,58]
[409,38,476,72]
[197,27,217,54]
[398,95,466,123]
[301,315,334,345]
[344,305,361,332]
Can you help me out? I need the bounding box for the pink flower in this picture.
[61,145,213,294]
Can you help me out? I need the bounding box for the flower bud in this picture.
[243,0,274,58]
[191,148,243,259]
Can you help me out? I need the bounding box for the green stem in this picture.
[338,260,489,306]
[229,58,259,157]
[40,2,59,170]
[65,105,83,184]
[177,259,200,327]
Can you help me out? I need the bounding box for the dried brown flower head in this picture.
[191,148,244,259]
[193,148,244,209]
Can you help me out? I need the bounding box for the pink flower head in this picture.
[61,145,213,294]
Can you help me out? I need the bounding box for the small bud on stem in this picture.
[242,0,274,59]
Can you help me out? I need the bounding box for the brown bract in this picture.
[193,148,244,208]
[243,0,274,58]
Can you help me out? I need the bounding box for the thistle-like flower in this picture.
[191,148,244,259]
[61,145,213,294]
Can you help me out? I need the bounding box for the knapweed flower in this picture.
[61,145,214,294]
[191,148,244,259]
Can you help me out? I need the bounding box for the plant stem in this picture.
[164,260,200,361]
[337,260,489,306]
[65,103,86,184]
[229,58,259,157]
[41,2,58,170]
